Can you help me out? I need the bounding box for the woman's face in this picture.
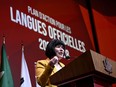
[54,44,65,60]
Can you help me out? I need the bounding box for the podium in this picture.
[50,50,116,87]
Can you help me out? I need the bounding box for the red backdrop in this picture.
[1,0,116,87]
[0,0,94,87]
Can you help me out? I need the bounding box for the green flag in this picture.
[0,44,14,87]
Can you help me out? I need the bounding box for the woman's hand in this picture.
[49,56,58,67]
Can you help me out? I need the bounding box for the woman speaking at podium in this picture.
[35,39,66,87]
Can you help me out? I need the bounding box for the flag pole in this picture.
[21,42,24,52]
[3,35,5,44]
[20,41,24,86]
[20,42,32,87]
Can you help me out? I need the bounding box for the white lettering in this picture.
[27,6,71,34]
[47,25,86,52]
[10,7,16,23]
[38,38,49,51]
[10,6,47,36]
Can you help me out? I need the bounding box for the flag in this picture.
[0,43,14,87]
[34,62,41,87]
[20,45,32,87]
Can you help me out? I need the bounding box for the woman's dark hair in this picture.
[45,39,65,59]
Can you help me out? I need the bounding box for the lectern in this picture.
[50,50,116,87]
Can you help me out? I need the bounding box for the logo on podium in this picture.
[103,58,112,74]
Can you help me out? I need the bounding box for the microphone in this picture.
[64,49,70,59]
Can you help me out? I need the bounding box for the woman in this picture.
[35,39,65,87]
